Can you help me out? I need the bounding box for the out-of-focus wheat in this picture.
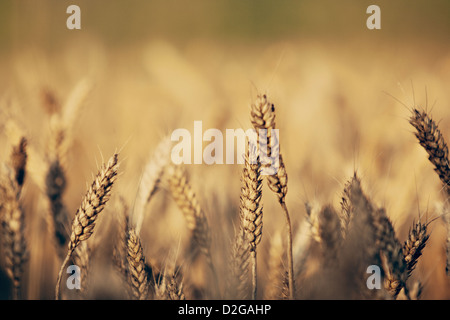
[132,136,172,235]
[0,137,28,299]
[166,164,218,295]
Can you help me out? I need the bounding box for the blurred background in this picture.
[1,0,450,299]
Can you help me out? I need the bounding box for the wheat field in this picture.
[1,1,450,300]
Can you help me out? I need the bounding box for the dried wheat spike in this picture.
[373,208,407,297]
[410,109,450,277]
[10,137,27,188]
[55,153,119,299]
[240,142,263,299]
[345,174,378,254]
[127,227,149,300]
[68,153,119,252]
[402,219,429,279]
[0,168,27,300]
[316,205,342,262]
[250,94,287,201]
[166,274,185,300]
[133,136,172,235]
[410,109,450,196]
[280,270,290,300]
[48,78,92,165]
[340,175,358,239]
[45,160,70,253]
[444,212,450,276]
[292,218,311,278]
[344,173,388,297]
[241,145,263,250]
[113,196,129,281]
[155,271,185,300]
[267,155,288,203]
[226,226,251,300]
[167,165,213,267]
[40,87,61,115]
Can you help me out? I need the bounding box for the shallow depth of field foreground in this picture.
[1,1,450,300]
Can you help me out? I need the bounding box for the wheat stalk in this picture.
[250,93,295,299]
[55,153,119,299]
[155,270,185,300]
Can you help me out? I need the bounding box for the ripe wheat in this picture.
[55,153,119,299]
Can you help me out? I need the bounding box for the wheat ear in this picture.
[402,219,429,279]
[126,227,150,300]
[373,208,407,297]
[410,109,450,195]
[0,137,28,299]
[155,270,185,300]
[167,164,218,293]
[250,93,295,299]
[409,109,450,276]
[0,169,27,299]
[240,143,263,299]
[55,153,119,299]
[346,176,406,298]
[10,137,27,188]
[112,196,130,282]
[226,224,251,299]
[316,205,342,262]
[132,136,172,235]
[340,175,357,239]
[344,173,388,298]
[45,160,70,258]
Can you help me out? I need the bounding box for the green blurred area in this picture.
[0,0,449,51]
